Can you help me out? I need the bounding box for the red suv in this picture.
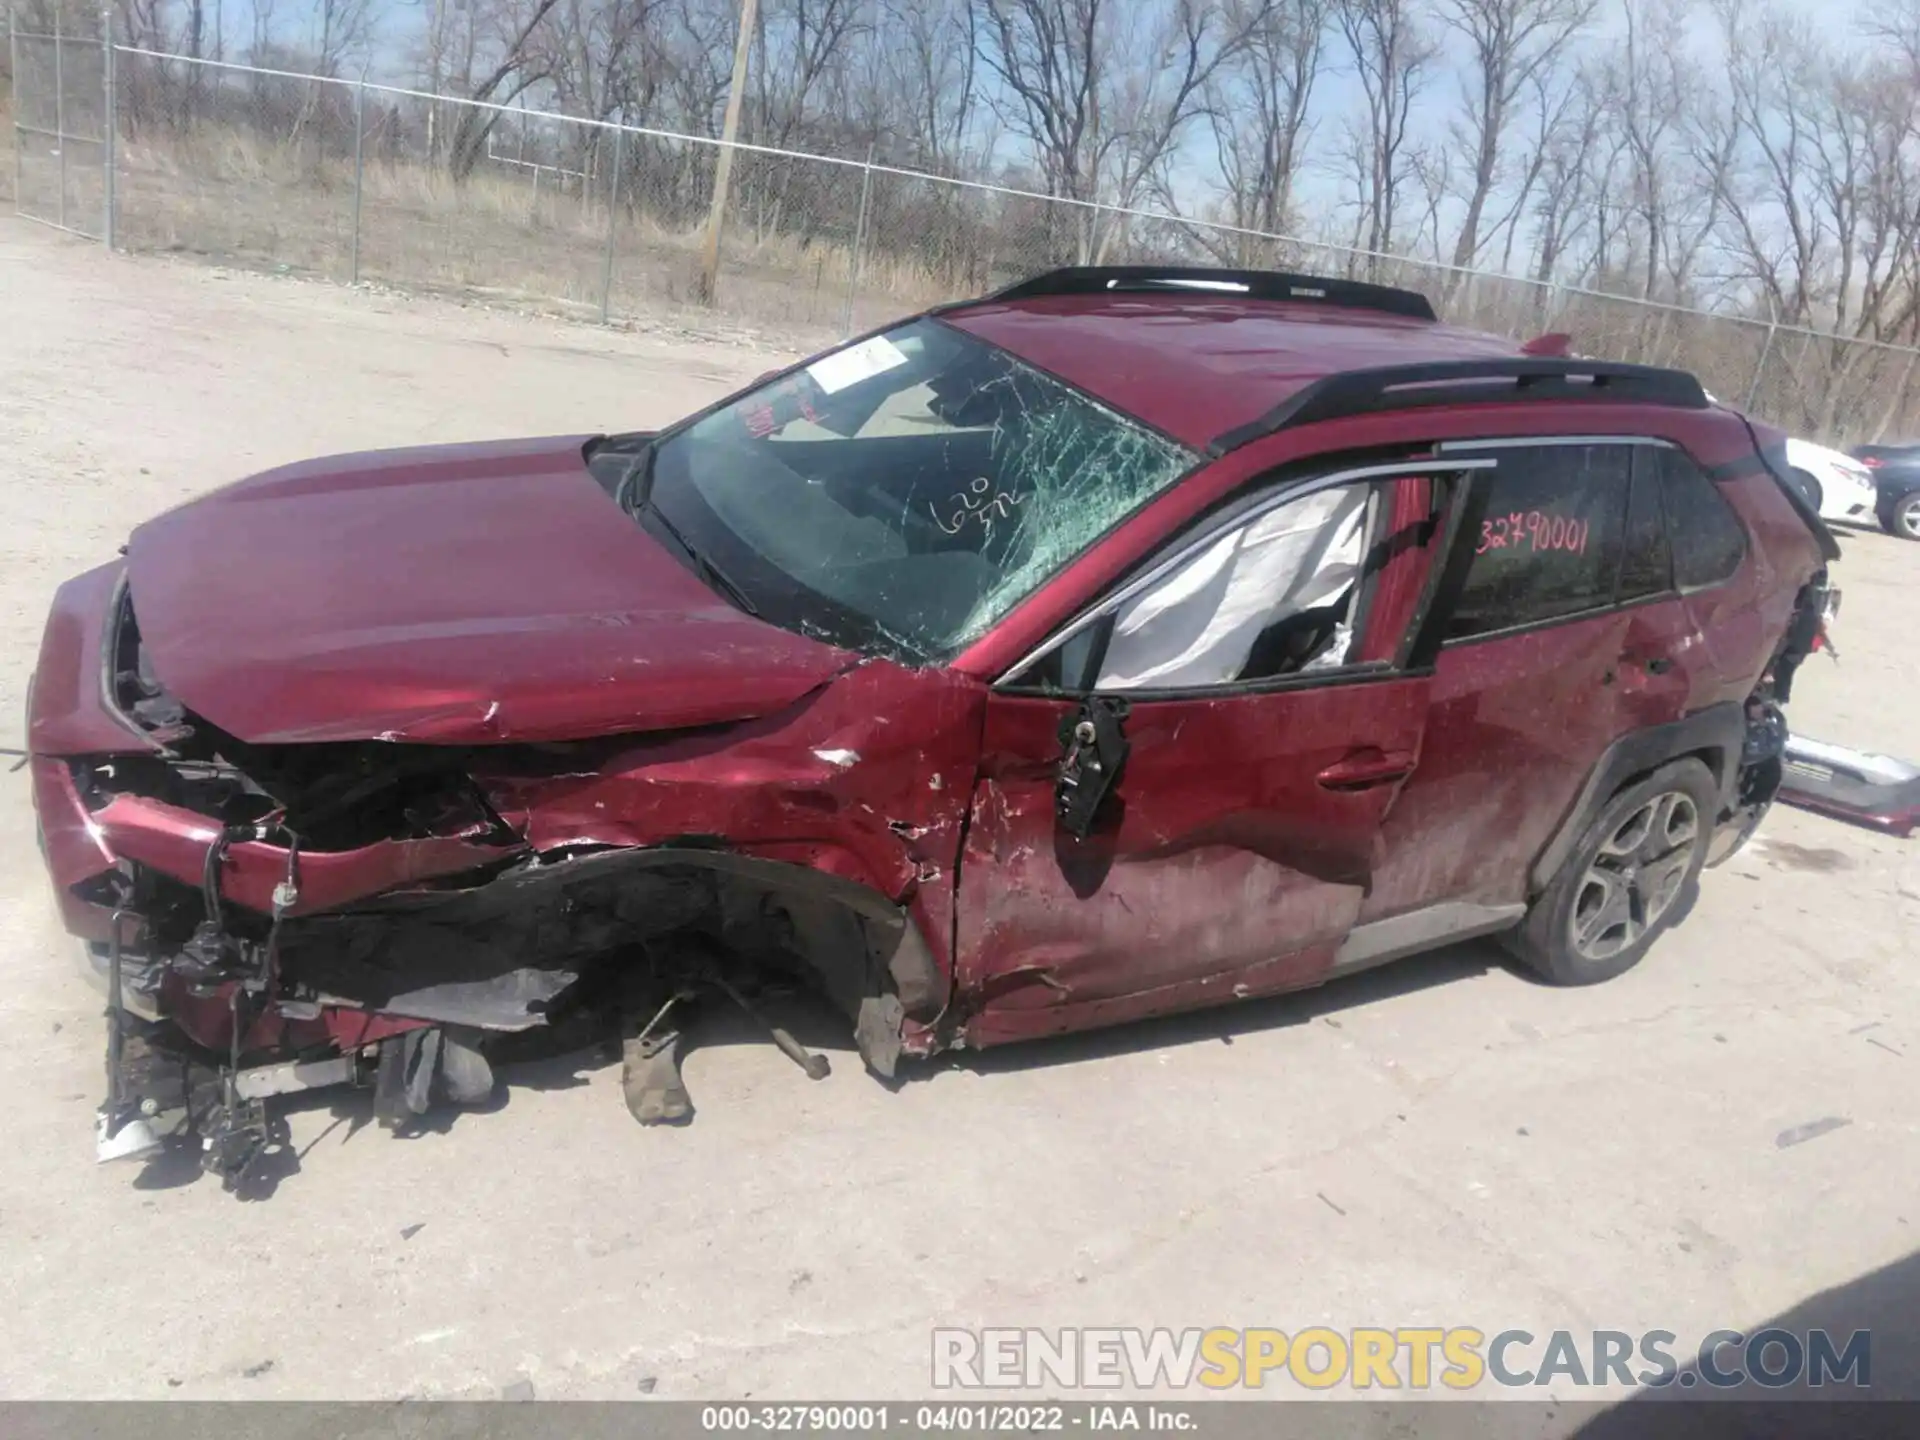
[25,268,1838,1184]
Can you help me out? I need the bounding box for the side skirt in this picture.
[1328,901,1527,980]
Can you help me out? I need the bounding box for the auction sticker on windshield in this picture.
[807,334,910,394]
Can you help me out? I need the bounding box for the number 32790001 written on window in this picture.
[1477,510,1592,556]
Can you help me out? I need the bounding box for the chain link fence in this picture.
[8,7,109,238]
[12,26,1920,444]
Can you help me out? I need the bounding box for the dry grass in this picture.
[106,121,944,350]
[15,107,1918,438]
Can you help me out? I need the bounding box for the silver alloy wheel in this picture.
[1568,791,1702,962]
[1900,496,1920,540]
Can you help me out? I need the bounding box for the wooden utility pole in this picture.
[697,0,758,306]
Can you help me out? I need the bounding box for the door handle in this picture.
[1316,749,1417,790]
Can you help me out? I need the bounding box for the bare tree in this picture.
[1334,0,1437,263]
[1408,139,1453,258]
[540,0,662,123]
[653,0,741,136]
[1591,0,1711,301]
[749,0,869,148]
[979,0,1265,260]
[307,0,375,75]
[887,0,981,168]
[446,0,565,178]
[1436,0,1594,289]
[1521,63,1606,289]
[1482,66,1569,272]
[1202,0,1328,249]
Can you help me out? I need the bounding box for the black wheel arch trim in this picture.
[1527,702,1746,895]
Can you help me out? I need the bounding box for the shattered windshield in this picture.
[642,319,1197,661]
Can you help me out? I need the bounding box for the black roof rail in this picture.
[1208,358,1711,457]
[973,266,1438,322]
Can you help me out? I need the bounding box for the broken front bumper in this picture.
[27,559,959,1187]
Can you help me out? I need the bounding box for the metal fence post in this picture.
[1744,320,1780,412]
[841,145,874,339]
[1785,330,1818,430]
[101,5,115,249]
[349,79,365,284]
[53,7,66,230]
[600,122,624,324]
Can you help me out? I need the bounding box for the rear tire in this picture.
[1882,490,1920,542]
[1505,758,1718,986]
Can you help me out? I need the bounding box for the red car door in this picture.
[1361,438,1702,920]
[951,467,1458,1047]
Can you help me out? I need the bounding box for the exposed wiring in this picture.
[200,829,235,932]
[227,983,247,1104]
[262,832,301,995]
[103,911,134,1140]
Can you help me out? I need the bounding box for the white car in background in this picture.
[1783,437,1880,526]
[1641,377,1873,528]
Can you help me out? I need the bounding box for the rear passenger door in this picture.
[1360,439,1705,921]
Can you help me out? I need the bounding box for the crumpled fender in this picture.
[476,659,987,989]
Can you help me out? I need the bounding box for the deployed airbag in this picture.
[1097,485,1370,689]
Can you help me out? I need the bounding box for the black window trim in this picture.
[993,457,1498,692]
[1615,445,1675,603]
[1436,589,1680,652]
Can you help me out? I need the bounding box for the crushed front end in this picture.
[28,564,971,1190]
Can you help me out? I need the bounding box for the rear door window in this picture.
[1445,444,1634,640]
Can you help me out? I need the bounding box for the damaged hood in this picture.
[125,436,857,745]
